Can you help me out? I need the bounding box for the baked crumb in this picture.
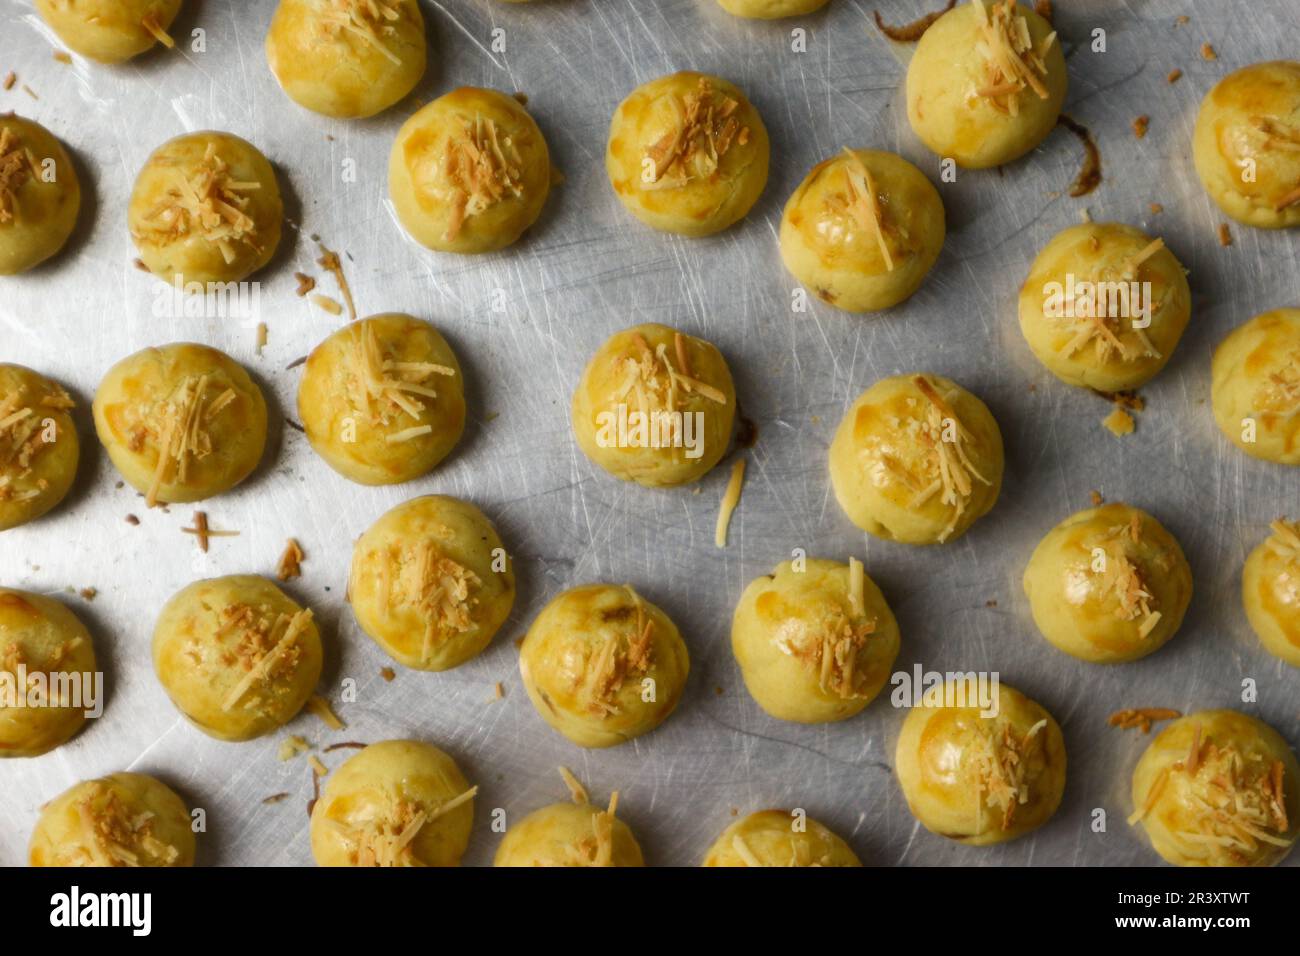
[278,735,310,761]
[308,754,329,777]
[316,245,356,320]
[1167,68,1183,84]
[1109,707,1181,733]
[310,293,343,315]
[1090,489,1104,506]
[1149,202,1163,215]
[2,73,14,91]
[1217,223,1233,246]
[1103,407,1135,436]
[1200,43,1217,61]
[53,51,71,65]
[293,272,316,297]
[262,792,290,805]
[1132,115,1149,139]
[78,588,97,601]
[276,538,305,581]
[872,0,955,42]
[379,666,396,682]
[125,514,140,525]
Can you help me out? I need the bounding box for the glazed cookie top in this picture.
[34,0,181,64]
[1212,308,1300,464]
[0,115,82,275]
[0,364,78,531]
[702,809,861,867]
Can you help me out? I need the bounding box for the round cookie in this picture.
[716,0,829,17]
[310,739,476,867]
[34,0,181,64]
[0,115,81,275]
[298,314,466,485]
[0,364,78,532]
[29,772,195,867]
[495,773,642,867]
[0,589,96,758]
[389,87,551,254]
[1018,223,1192,391]
[266,0,426,119]
[128,131,283,286]
[348,495,515,671]
[152,575,322,742]
[906,0,1066,169]
[779,149,945,313]
[1242,519,1300,667]
[702,809,860,866]
[1192,61,1300,229]
[1022,503,1192,664]
[93,343,267,507]
[520,583,689,748]
[731,557,900,723]
[895,680,1067,845]
[1130,710,1299,867]
[828,373,1004,544]
[606,71,770,237]
[1211,308,1300,464]
[571,323,736,487]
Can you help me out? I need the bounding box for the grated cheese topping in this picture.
[316,0,405,65]
[1058,237,1167,364]
[613,331,728,452]
[219,607,313,712]
[384,538,482,665]
[331,784,478,867]
[128,374,239,508]
[715,457,746,548]
[441,113,525,241]
[1254,351,1300,421]
[346,321,455,434]
[1129,727,1291,862]
[1264,518,1300,562]
[641,76,750,191]
[72,782,179,868]
[1091,519,1162,638]
[577,588,656,717]
[134,141,263,264]
[0,126,40,225]
[839,150,895,271]
[904,375,992,542]
[972,0,1056,115]
[0,376,72,504]
[968,717,1049,832]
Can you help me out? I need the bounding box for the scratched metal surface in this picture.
[1,0,1298,868]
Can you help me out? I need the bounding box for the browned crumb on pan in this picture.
[52,51,71,65]
[181,511,239,552]
[307,754,328,778]
[78,588,97,601]
[2,73,15,91]
[1103,407,1135,436]
[1167,68,1183,84]
[316,246,356,320]
[1149,202,1163,215]
[379,666,396,682]
[310,293,342,315]
[276,538,305,581]
[1218,222,1233,246]
[1109,708,1181,733]
[1174,15,1189,26]
[1200,42,1217,61]
[1090,489,1104,507]
[1092,389,1145,412]
[262,792,290,805]
[1057,115,1102,197]
[125,514,140,525]
[1132,115,1149,139]
[293,272,316,297]
[132,257,149,272]
[872,0,956,41]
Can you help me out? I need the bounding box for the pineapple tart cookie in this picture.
[349,495,515,672]
[0,589,97,758]
[0,115,81,275]
[1211,308,1300,464]
[298,314,465,485]
[1193,61,1300,229]
[495,768,644,867]
[731,557,900,723]
[896,680,1067,845]
[266,0,426,119]
[153,576,323,742]
[128,131,283,286]
[1018,223,1192,391]
[29,772,195,867]
[716,0,829,18]
[606,71,770,237]
[906,0,1066,169]
[702,809,860,867]
[92,343,267,507]
[1130,710,1298,867]
[34,0,181,64]
[310,739,476,867]
[0,365,78,532]
[1022,504,1192,664]
[520,584,690,749]
[829,373,1003,544]
[779,149,945,313]
[1242,519,1300,667]
[389,87,551,254]
[571,323,736,487]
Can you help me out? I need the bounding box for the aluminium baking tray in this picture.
[1,0,1298,867]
